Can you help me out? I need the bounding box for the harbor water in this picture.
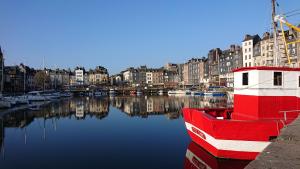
[0,96,249,169]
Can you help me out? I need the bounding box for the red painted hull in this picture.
[182,107,298,160]
[233,95,300,122]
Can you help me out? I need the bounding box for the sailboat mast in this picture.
[43,56,45,91]
[23,64,26,94]
[0,47,4,94]
[272,0,279,66]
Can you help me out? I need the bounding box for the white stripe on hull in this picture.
[185,122,271,152]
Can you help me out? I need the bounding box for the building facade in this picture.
[219,45,243,87]
[242,34,260,67]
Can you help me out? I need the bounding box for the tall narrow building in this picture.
[242,34,261,67]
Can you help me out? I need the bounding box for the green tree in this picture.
[34,71,50,90]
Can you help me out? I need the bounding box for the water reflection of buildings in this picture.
[109,96,230,120]
[0,97,110,154]
[109,96,183,119]
[69,97,109,119]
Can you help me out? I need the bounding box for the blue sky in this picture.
[0,0,299,74]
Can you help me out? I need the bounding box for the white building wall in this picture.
[146,72,153,84]
[75,69,84,85]
[242,40,254,67]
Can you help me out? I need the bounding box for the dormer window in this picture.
[242,73,248,85]
[274,72,282,86]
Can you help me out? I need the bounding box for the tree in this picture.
[34,71,50,90]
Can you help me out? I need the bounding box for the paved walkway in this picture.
[246,117,300,169]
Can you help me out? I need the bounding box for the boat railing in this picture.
[279,110,300,121]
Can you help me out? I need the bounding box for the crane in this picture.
[274,14,300,64]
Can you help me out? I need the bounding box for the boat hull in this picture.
[182,108,284,160]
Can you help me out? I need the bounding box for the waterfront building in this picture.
[242,34,261,67]
[4,66,25,93]
[219,45,243,87]
[69,72,77,86]
[163,70,179,88]
[146,71,153,84]
[152,69,165,86]
[254,32,274,66]
[182,63,189,86]
[110,74,123,86]
[208,48,222,86]
[46,68,72,89]
[187,58,206,86]
[136,65,147,86]
[164,63,178,72]
[18,63,36,91]
[146,68,164,86]
[122,67,138,86]
[75,67,85,85]
[88,66,109,86]
[177,63,185,85]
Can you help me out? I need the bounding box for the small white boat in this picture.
[168,90,191,96]
[4,96,17,106]
[27,91,47,101]
[191,91,204,96]
[158,90,164,96]
[43,91,60,100]
[60,92,72,97]
[15,95,29,104]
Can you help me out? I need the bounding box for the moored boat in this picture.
[26,91,46,101]
[158,90,164,95]
[191,91,204,96]
[168,90,191,96]
[183,67,300,160]
[204,86,226,97]
[0,96,11,108]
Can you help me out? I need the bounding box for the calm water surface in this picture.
[0,96,248,169]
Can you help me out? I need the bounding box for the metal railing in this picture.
[279,110,300,121]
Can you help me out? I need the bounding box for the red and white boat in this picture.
[183,67,300,160]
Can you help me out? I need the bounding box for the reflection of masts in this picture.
[24,112,27,145]
[52,118,57,131]
[1,117,5,159]
[43,56,45,91]
[1,50,4,94]
[43,118,46,141]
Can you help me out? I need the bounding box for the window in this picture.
[249,54,251,59]
[249,48,251,52]
[274,72,282,86]
[245,55,247,60]
[243,73,248,85]
[249,62,251,67]
[245,63,247,67]
[299,76,300,87]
